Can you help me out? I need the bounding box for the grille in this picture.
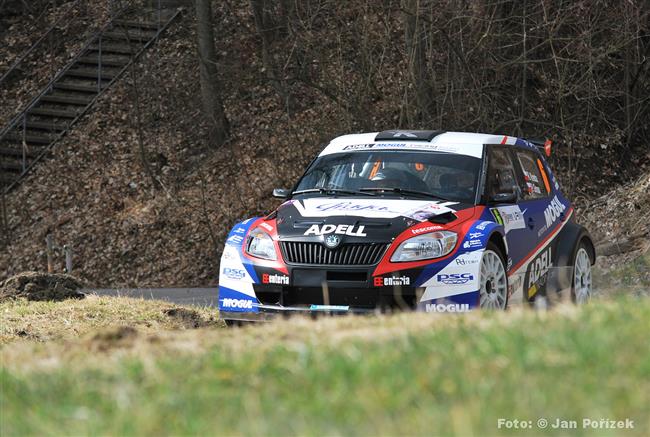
[280,242,389,265]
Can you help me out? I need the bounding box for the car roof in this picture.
[319,131,534,159]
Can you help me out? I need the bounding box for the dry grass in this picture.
[2,297,649,436]
[0,295,222,345]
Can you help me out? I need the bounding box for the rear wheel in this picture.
[572,242,593,304]
[479,243,508,310]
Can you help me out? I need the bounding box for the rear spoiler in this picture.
[529,139,553,157]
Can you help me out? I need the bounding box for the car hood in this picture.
[275,197,474,242]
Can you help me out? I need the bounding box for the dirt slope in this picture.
[1,1,648,286]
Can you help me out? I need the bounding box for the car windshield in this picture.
[294,151,481,204]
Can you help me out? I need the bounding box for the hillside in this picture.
[1,1,648,286]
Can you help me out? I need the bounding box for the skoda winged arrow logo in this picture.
[324,234,341,249]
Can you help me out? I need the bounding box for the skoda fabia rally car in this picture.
[218,130,595,321]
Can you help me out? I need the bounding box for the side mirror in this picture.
[490,191,517,204]
[273,188,290,199]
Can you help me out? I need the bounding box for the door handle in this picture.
[528,217,535,230]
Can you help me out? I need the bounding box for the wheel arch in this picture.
[555,221,596,267]
[488,231,508,259]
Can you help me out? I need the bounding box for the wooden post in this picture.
[64,245,72,273]
[46,234,54,273]
[0,190,7,247]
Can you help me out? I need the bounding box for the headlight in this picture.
[245,228,277,260]
[390,231,457,262]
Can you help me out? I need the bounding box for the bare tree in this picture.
[195,0,229,146]
[250,0,288,103]
[403,0,435,125]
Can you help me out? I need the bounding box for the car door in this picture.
[484,145,534,269]
[510,147,556,301]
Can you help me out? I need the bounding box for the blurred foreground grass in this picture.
[2,297,649,436]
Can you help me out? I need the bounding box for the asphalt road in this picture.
[87,287,218,307]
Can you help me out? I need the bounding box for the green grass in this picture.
[2,298,649,436]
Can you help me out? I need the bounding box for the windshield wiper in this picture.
[292,188,376,196]
[360,187,452,201]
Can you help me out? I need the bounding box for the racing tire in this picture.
[571,240,594,304]
[479,242,509,310]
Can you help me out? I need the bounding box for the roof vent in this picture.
[375,130,445,142]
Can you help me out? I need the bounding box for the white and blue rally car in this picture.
[218,130,595,321]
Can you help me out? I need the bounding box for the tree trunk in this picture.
[404,0,435,124]
[195,0,229,146]
[250,0,287,102]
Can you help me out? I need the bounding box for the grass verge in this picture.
[1,297,649,436]
[0,295,222,344]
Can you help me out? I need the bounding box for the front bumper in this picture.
[220,303,378,322]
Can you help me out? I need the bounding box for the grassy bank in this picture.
[0,295,222,344]
[2,297,649,436]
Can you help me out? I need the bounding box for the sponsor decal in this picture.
[315,201,396,213]
[508,274,523,297]
[425,303,470,313]
[404,202,459,222]
[304,224,367,237]
[544,195,567,228]
[222,249,236,260]
[469,232,483,239]
[233,227,246,234]
[455,257,479,266]
[221,298,253,309]
[223,267,245,280]
[296,198,457,219]
[241,218,254,224]
[463,239,482,249]
[437,273,474,285]
[525,246,552,298]
[537,224,549,237]
[374,276,411,287]
[343,144,375,150]
[411,225,443,235]
[262,273,289,285]
[310,304,350,311]
[507,257,513,270]
[475,221,491,230]
[226,235,244,245]
[260,222,274,232]
[490,206,526,234]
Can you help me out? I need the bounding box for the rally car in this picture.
[218,130,595,321]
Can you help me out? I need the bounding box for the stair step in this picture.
[3,132,54,145]
[0,146,41,158]
[25,120,69,131]
[89,42,139,54]
[65,68,116,80]
[78,56,129,67]
[41,94,93,106]
[103,30,155,42]
[0,160,25,172]
[28,107,79,118]
[53,82,106,93]
[0,172,18,185]
[113,19,161,30]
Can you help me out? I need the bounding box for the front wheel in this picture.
[479,243,508,310]
[572,242,594,304]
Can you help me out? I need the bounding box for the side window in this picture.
[515,150,550,199]
[487,147,519,198]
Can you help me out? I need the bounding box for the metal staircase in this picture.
[0,5,181,192]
